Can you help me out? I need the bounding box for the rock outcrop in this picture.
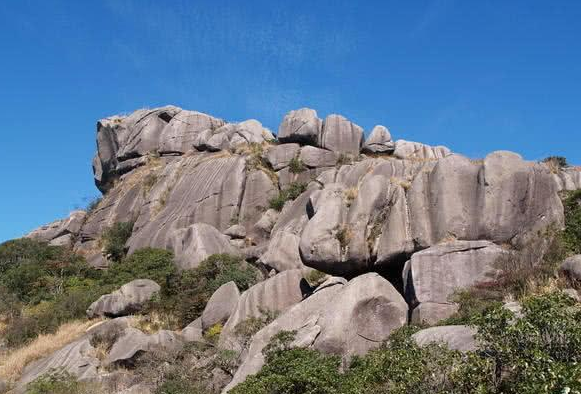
[87,279,160,318]
[223,273,407,392]
[26,210,86,246]
[362,125,394,153]
[560,255,581,281]
[412,325,478,352]
[201,281,240,330]
[403,240,505,324]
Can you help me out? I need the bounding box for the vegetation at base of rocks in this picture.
[303,269,327,287]
[268,182,307,211]
[101,221,135,262]
[0,320,98,382]
[26,370,105,394]
[542,155,568,172]
[563,189,581,254]
[133,342,230,394]
[142,172,158,196]
[0,239,178,349]
[232,292,581,394]
[288,157,306,174]
[147,254,260,328]
[204,323,223,344]
[234,310,279,349]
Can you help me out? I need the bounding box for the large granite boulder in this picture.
[219,269,309,350]
[553,166,581,191]
[277,108,322,145]
[362,125,394,153]
[201,281,240,330]
[166,223,239,270]
[87,279,160,318]
[320,114,363,155]
[223,273,407,392]
[412,325,478,352]
[105,328,184,366]
[299,146,338,168]
[265,143,301,170]
[403,240,505,324]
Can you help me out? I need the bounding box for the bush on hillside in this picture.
[101,221,134,262]
[268,182,307,211]
[232,292,581,394]
[542,156,568,170]
[148,254,259,328]
[27,370,104,394]
[563,189,581,254]
[102,248,176,290]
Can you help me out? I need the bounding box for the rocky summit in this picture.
[4,105,581,394]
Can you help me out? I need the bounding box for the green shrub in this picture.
[563,189,581,254]
[542,156,568,169]
[288,157,306,174]
[0,238,58,274]
[101,221,135,262]
[234,310,279,349]
[268,182,307,211]
[149,254,259,327]
[27,370,104,394]
[103,248,176,290]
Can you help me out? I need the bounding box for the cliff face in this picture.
[20,105,581,393]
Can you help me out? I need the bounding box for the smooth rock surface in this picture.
[201,281,240,330]
[87,279,160,318]
[560,255,581,280]
[403,240,505,324]
[277,108,322,145]
[265,143,301,170]
[362,125,394,153]
[224,273,407,392]
[320,114,363,155]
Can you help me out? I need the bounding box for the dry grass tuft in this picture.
[0,319,101,382]
[344,187,359,206]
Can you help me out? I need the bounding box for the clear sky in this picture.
[0,0,580,242]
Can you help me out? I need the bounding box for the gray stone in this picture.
[224,225,246,239]
[320,114,363,155]
[219,269,309,351]
[563,288,580,302]
[553,166,581,191]
[223,273,407,392]
[299,146,338,168]
[393,139,451,160]
[412,325,478,352]
[239,170,278,235]
[277,108,322,145]
[265,143,301,170]
[26,210,86,242]
[87,279,160,318]
[403,240,505,325]
[362,125,395,153]
[17,338,100,388]
[166,223,239,270]
[106,328,184,365]
[560,255,581,280]
[261,188,318,272]
[201,281,240,330]
[181,318,204,342]
[254,209,279,236]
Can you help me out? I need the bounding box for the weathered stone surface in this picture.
[553,167,581,191]
[408,152,564,248]
[299,146,338,168]
[277,108,322,145]
[224,224,246,239]
[412,325,478,352]
[403,240,505,324]
[224,273,407,392]
[181,318,204,342]
[261,188,318,272]
[254,208,279,236]
[106,328,184,365]
[26,210,86,242]
[362,125,394,153]
[219,269,309,350]
[320,114,363,155]
[166,223,239,270]
[563,288,580,302]
[265,143,301,170]
[239,170,277,234]
[201,281,240,330]
[17,338,100,388]
[393,139,451,160]
[87,279,160,318]
[560,255,581,281]
[299,184,350,275]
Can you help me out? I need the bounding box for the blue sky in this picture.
[0,0,580,242]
